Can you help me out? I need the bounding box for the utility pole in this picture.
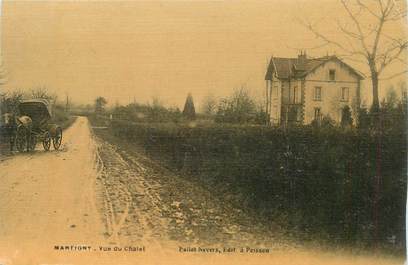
[65,92,69,113]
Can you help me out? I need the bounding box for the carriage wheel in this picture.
[28,134,37,151]
[43,131,51,151]
[15,125,27,152]
[52,127,62,150]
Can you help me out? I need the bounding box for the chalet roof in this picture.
[265,55,364,80]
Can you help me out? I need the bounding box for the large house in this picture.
[264,52,364,125]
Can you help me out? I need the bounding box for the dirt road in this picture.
[0,117,403,265]
[0,117,107,264]
[93,128,286,248]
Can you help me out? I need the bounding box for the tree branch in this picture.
[378,40,408,73]
[356,0,381,19]
[378,70,408,80]
[336,20,363,40]
[300,0,406,82]
[300,18,358,55]
[336,53,368,64]
[340,0,371,55]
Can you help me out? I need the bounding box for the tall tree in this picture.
[303,1,407,247]
[304,0,407,112]
[182,93,196,120]
[95,96,107,114]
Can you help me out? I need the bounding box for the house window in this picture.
[341,87,349,101]
[290,86,300,104]
[314,87,322,101]
[314,107,321,121]
[329,69,336,81]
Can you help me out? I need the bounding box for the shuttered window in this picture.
[341,87,349,101]
[314,87,322,101]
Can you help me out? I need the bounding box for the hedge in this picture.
[109,119,406,248]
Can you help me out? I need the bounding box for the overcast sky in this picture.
[1,1,406,109]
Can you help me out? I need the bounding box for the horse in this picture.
[1,113,17,151]
[1,112,33,151]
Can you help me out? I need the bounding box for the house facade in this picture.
[264,52,364,126]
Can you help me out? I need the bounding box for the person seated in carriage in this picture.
[18,99,51,131]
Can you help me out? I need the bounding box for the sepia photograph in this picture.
[0,0,406,264]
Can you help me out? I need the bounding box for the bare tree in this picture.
[215,86,257,123]
[1,90,24,114]
[201,94,217,115]
[30,87,57,103]
[303,0,407,112]
[0,59,8,116]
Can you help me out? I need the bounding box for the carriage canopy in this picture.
[18,99,52,122]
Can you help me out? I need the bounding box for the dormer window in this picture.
[329,69,336,81]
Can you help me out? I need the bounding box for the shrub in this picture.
[215,87,258,124]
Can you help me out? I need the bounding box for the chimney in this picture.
[298,50,307,62]
[297,50,307,68]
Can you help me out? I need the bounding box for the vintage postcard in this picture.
[0,0,406,264]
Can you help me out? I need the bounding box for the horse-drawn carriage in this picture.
[1,99,62,152]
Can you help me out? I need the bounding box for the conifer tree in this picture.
[182,93,196,120]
